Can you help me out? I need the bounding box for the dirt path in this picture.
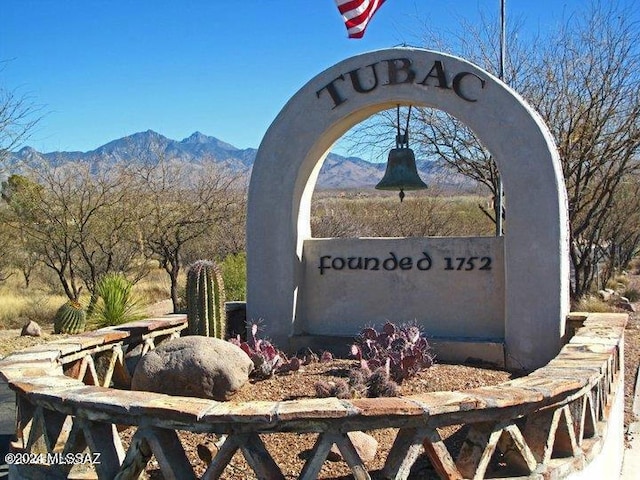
[623,275,640,427]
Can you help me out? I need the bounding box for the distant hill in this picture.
[7,130,454,190]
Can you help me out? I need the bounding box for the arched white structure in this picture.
[247,48,569,370]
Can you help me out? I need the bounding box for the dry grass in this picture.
[606,273,631,290]
[0,276,68,329]
[134,267,178,307]
[0,267,174,330]
[572,294,620,313]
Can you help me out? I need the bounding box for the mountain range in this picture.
[8,130,446,190]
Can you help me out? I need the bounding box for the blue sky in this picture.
[1,0,628,153]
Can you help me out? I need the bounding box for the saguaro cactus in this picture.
[186,260,226,338]
[54,300,87,334]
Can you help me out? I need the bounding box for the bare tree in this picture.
[1,163,142,302]
[0,212,39,287]
[343,1,640,298]
[598,175,640,286]
[519,3,640,297]
[0,215,16,283]
[0,79,41,167]
[2,170,81,300]
[0,68,42,280]
[411,109,502,226]
[131,160,243,312]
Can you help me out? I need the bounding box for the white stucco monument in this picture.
[247,48,570,371]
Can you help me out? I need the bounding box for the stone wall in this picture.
[0,312,626,479]
[299,237,504,339]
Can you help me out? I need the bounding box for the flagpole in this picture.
[499,0,506,81]
[496,0,505,236]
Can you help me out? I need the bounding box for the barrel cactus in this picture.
[54,300,87,334]
[186,260,226,338]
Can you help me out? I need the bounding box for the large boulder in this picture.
[131,336,253,401]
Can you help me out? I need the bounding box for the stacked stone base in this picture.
[0,312,626,479]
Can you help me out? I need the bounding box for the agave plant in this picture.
[91,273,144,328]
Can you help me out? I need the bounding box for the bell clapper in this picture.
[399,189,405,202]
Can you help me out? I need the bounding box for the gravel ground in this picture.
[120,361,513,480]
[623,276,640,430]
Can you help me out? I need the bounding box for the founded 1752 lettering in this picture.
[316,57,486,108]
[318,252,492,275]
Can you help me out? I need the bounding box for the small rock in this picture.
[616,300,636,312]
[328,431,378,463]
[131,336,253,401]
[21,321,42,337]
[197,442,218,465]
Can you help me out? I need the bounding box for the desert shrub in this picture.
[229,322,300,379]
[605,274,630,290]
[90,273,144,328]
[221,253,246,301]
[572,295,616,313]
[24,292,65,326]
[310,193,494,238]
[623,288,640,302]
[351,322,434,384]
[0,295,32,329]
[0,276,67,329]
[628,258,640,275]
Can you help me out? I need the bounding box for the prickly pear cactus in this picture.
[53,300,87,334]
[186,260,226,338]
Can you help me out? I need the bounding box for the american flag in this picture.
[335,0,387,39]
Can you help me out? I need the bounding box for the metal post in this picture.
[495,0,506,236]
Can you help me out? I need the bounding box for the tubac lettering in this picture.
[387,58,415,85]
[316,57,485,109]
[452,72,486,102]
[419,60,448,88]
[349,63,379,93]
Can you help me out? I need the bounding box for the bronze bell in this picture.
[375,145,428,202]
